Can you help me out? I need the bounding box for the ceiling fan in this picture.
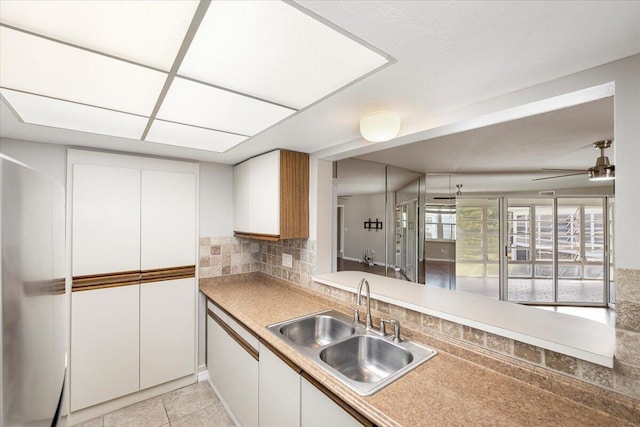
[533,140,615,181]
[433,184,463,200]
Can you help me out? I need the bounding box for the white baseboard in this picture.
[68,374,196,425]
[197,365,209,382]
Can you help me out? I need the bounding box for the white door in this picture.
[72,164,140,275]
[259,346,300,427]
[140,278,195,389]
[140,170,196,270]
[70,285,140,411]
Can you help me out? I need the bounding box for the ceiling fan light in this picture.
[588,164,615,181]
[360,112,401,142]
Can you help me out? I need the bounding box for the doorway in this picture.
[397,200,418,282]
[336,205,344,259]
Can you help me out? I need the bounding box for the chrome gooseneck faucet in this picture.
[355,278,373,329]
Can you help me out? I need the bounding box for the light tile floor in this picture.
[73,382,234,427]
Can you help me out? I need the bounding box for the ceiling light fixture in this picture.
[359,112,401,143]
[588,140,615,181]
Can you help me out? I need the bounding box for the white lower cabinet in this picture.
[300,377,363,427]
[207,308,259,427]
[259,345,300,427]
[140,278,195,389]
[71,285,140,411]
[206,302,367,427]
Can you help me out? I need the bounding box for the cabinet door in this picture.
[140,278,195,389]
[250,150,280,235]
[233,160,251,234]
[259,345,300,427]
[71,285,139,411]
[207,314,258,427]
[301,377,362,427]
[72,164,140,275]
[141,170,196,270]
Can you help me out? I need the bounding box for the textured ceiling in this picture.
[345,97,614,194]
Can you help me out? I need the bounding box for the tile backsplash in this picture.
[198,237,640,403]
[198,236,316,283]
[198,236,261,278]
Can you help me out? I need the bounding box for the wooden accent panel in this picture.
[280,150,309,240]
[72,270,140,292]
[233,231,280,241]
[208,309,259,361]
[140,265,195,284]
[301,372,374,427]
[73,265,195,291]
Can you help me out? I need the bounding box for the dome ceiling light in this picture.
[359,112,401,143]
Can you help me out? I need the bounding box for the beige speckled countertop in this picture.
[200,276,633,427]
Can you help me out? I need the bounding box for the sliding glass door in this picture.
[505,197,608,306]
[506,199,554,303]
[556,198,606,304]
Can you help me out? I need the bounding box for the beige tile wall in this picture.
[198,237,261,278]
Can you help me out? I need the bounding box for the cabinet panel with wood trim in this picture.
[207,310,259,427]
[233,150,308,240]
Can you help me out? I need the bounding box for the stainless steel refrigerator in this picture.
[1,154,66,426]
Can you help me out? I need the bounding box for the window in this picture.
[425,205,456,241]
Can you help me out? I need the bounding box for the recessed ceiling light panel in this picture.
[0,0,199,70]
[146,120,248,153]
[1,89,148,139]
[157,77,296,136]
[0,27,167,116]
[179,0,388,109]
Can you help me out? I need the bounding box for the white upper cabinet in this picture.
[141,170,196,269]
[233,159,252,235]
[72,164,140,276]
[233,149,309,240]
[249,150,280,235]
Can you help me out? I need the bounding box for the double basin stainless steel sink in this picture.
[268,310,437,396]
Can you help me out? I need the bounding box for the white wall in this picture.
[198,162,234,237]
[0,138,66,186]
[342,193,386,264]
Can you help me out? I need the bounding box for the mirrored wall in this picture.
[335,95,615,310]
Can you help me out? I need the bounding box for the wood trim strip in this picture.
[207,309,259,361]
[233,231,280,241]
[72,270,140,292]
[279,150,309,240]
[259,338,302,374]
[140,265,195,284]
[207,298,260,340]
[301,372,375,427]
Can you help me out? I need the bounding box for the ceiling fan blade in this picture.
[541,168,585,172]
[532,172,586,181]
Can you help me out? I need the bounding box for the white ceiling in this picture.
[1,1,639,165]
